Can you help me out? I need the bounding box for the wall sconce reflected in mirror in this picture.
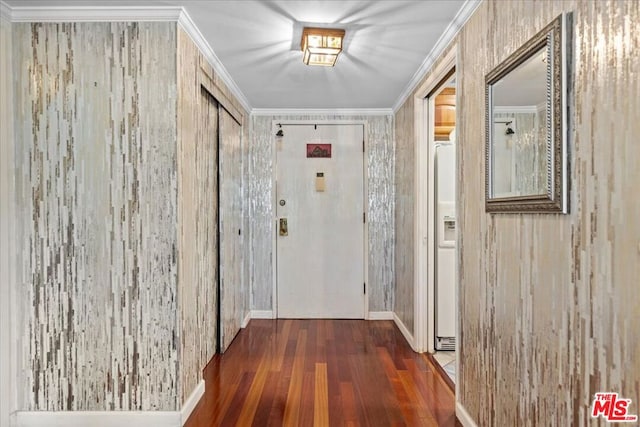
[505,121,515,135]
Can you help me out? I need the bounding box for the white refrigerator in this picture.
[435,143,456,351]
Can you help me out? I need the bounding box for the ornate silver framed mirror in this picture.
[485,13,571,213]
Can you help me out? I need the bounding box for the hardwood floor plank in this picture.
[299,371,316,426]
[339,381,359,424]
[335,323,354,383]
[273,319,292,372]
[251,370,279,427]
[218,371,254,426]
[404,358,457,426]
[208,375,240,426]
[265,323,300,426]
[305,320,320,372]
[282,328,307,426]
[398,370,438,425]
[184,320,460,427]
[236,355,270,425]
[325,327,346,426]
[378,347,427,424]
[325,318,335,341]
[349,352,396,426]
[313,363,329,427]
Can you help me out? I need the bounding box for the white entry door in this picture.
[276,124,365,318]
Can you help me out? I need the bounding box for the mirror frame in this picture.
[485,13,570,213]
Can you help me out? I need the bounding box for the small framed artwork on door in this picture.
[307,143,332,158]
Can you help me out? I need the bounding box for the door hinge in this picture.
[363,212,366,223]
[363,283,366,294]
[362,139,365,152]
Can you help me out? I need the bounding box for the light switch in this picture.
[444,218,455,241]
[315,172,325,192]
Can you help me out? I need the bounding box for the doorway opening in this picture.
[413,47,459,391]
[430,73,457,384]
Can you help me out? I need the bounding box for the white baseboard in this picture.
[180,379,204,426]
[250,310,274,319]
[456,400,478,427]
[368,311,394,320]
[14,411,180,427]
[241,311,251,328]
[393,312,417,351]
[13,377,205,427]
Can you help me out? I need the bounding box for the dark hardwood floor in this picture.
[184,319,460,427]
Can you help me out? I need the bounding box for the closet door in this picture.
[218,108,243,352]
[176,84,219,400]
[197,88,218,362]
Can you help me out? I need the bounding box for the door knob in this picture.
[279,218,288,236]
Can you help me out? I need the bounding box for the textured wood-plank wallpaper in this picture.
[458,0,639,423]
[176,28,218,407]
[12,21,251,412]
[393,97,415,335]
[13,22,179,410]
[441,0,638,424]
[397,0,639,424]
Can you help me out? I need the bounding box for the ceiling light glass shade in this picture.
[301,27,345,66]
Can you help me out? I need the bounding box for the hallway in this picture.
[2,1,639,426]
[184,320,459,427]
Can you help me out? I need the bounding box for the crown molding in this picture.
[391,0,482,112]
[493,105,538,114]
[8,5,183,22]
[251,108,393,117]
[177,9,251,113]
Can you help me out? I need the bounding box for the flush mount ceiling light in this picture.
[301,27,345,67]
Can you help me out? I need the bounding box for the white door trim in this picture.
[271,120,369,319]
[413,47,457,354]
[1,13,21,424]
[455,400,479,427]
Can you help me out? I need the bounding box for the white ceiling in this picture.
[5,0,471,110]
